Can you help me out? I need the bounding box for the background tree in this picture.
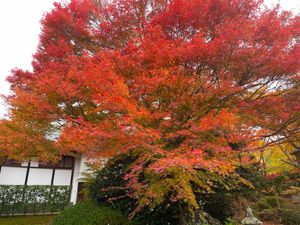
[0,0,299,220]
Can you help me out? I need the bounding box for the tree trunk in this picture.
[178,202,185,225]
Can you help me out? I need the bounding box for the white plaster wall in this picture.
[78,156,89,179]
[70,157,82,204]
[27,168,52,185]
[69,156,108,204]
[0,167,27,185]
[0,156,95,204]
[70,156,90,204]
[53,169,72,185]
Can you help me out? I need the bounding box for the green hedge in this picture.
[254,196,285,211]
[53,202,139,225]
[281,210,300,225]
[0,185,71,215]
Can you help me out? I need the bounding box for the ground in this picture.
[0,215,54,225]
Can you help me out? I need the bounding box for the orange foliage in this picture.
[0,0,299,215]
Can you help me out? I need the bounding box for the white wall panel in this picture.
[70,157,81,204]
[0,167,27,185]
[27,168,52,185]
[53,169,72,185]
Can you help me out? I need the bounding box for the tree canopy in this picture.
[0,0,299,217]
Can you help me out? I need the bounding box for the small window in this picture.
[38,161,56,168]
[63,157,73,168]
[30,159,39,167]
[1,158,22,167]
[39,156,74,169]
[21,161,29,167]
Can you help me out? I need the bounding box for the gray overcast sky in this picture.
[0,0,299,118]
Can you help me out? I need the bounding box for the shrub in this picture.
[89,153,179,225]
[88,153,241,225]
[225,218,239,225]
[89,153,137,213]
[255,200,272,211]
[0,185,71,215]
[258,209,279,221]
[254,196,285,211]
[263,196,285,208]
[201,193,236,222]
[52,202,139,225]
[281,210,300,225]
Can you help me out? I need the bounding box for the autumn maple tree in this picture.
[0,0,299,218]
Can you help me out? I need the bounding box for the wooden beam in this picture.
[51,168,56,185]
[24,161,31,185]
[70,157,75,186]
